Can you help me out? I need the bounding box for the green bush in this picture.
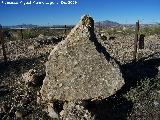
[141,26,160,35]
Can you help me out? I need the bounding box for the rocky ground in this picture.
[0,24,160,120]
[0,36,59,120]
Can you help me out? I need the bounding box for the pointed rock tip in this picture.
[65,15,95,40]
[80,15,94,28]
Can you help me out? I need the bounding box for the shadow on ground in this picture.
[0,53,50,120]
[85,34,160,120]
[83,57,160,120]
[0,53,48,98]
[0,53,48,75]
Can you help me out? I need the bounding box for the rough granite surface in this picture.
[40,15,124,103]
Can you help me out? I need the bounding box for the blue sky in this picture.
[0,0,160,26]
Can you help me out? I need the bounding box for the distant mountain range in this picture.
[3,24,38,28]
[95,20,120,27]
[3,24,74,29]
[3,20,120,28]
[3,20,158,29]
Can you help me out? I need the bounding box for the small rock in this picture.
[47,103,59,119]
[28,45,35,50]
[22,69,36,85]
[100,33,108,40]
[0,104,7,113]
[61,102,93,120]
[37,96,41,104]
[38,34,45,39]
[15,111,22,119]
[60,110,64,117]
[158,66,160,71]
[154,101,159,107]
[22,69,45,86]
[59,83,63,88]
[37,91,42,104]
[101,35,108,40]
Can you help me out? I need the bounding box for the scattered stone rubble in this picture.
[22,69,45,87]
[37,34,64,45]
[60,102,93,120]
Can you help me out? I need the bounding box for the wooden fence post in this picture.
[0,24,7,63]
[21,26,23,40]
[64,25,67,37]
[99,22,101,35]
[133,20,139,62]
